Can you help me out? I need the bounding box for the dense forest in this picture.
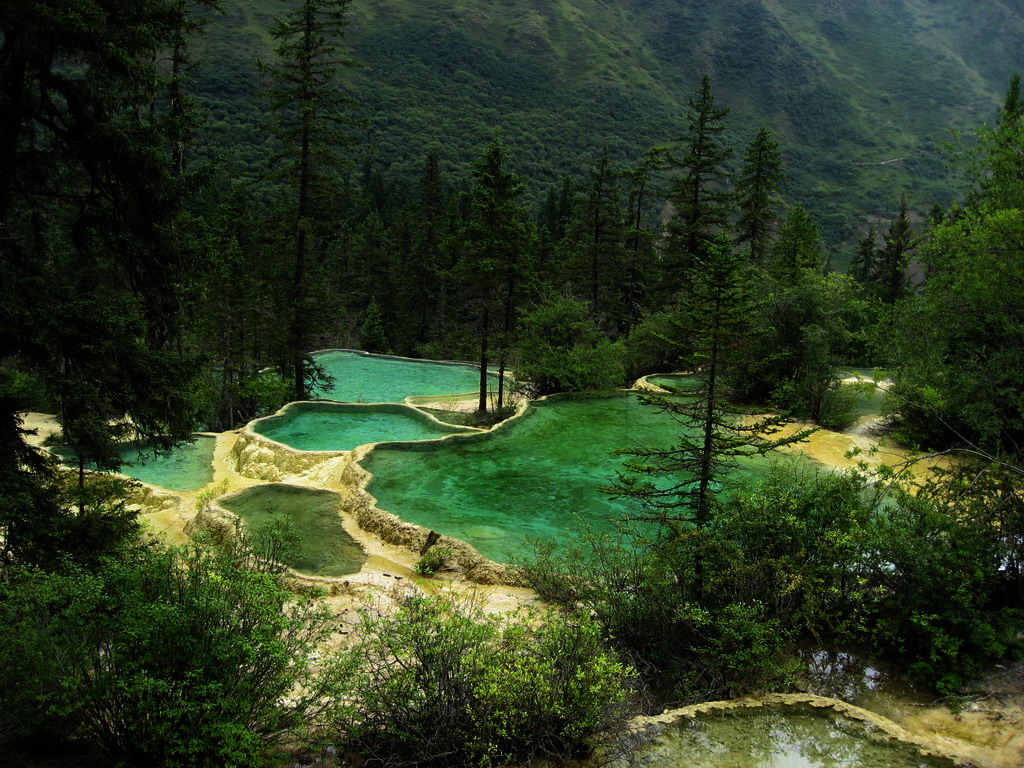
[1,1,1023,766]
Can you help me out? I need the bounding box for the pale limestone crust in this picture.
[620,694,968,766]
[230,429,342,481]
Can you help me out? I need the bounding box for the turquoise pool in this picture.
[364,393,792,563]
[251,402,474,451]
[55,436,216,492]
[313,350,496,403]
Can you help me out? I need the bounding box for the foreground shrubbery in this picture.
[1,523,635,767]
[0,539,348,767]
[346,595,635,766]
[524,463,1024,701]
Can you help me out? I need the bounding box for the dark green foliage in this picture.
[876,194,917,305]
[449,134,532,412]
[0,540,350,767]
[513,292,626,397]
[527,462,1023,701]
[609,236,812,530]
[769,205,824,283]
[664,76,733,273]
[736,128,784,263]
[346,594,634,766]
[558,146,628,326]
[858,484,1021,695]
[0,0,208,526]
[884,93,1024,451]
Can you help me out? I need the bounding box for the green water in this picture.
[364,394,782,562]
[218,484,366,577]
[55,436,216,492]
[614,706,954,768]
[314,350,494,402]
[252,402,470,451]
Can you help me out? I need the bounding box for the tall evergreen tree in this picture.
[769,205,824,284]
[566,147,626,324]
[664,76,733,276]
[620,149,662,333]
[453,135,530,413]
[849,227,880,285]
[877,195,916,305]
[259,0,358,398]
[735,128,783,263]
[609,236,811,533]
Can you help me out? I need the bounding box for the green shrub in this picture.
[0,542,352,767]
[345,595,634,766]
[414,546,454,576]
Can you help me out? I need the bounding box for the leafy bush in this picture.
[414,546,454,576]
[345,594,634,766]
[514,293,626,396]
[0,541,351,767]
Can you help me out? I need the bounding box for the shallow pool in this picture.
[364,393,787,562]
[614,705,954,768]
[55,436,216,492]
[218,484,366,577]
[313,350,495,403]
[251,402,473,451]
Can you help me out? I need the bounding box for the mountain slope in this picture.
[192,0,1024,245]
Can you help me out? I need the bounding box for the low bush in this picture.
[344,594,635,766]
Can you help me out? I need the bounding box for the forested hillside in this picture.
[193,0,1024,246]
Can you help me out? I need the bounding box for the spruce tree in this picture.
[664,76,733,276]
[877,195,917,304]
[735,128,783,263]
[453,135,530,413]
[769,205,824,284]
[620,149,662,333]
[609,235,812,533]
[259,0,358,399]
[848,227,879,285]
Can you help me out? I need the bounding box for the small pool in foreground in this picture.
[313,350,495,403]
[608,705,954,768]
[364,393,792,562]
[218,484,366,577]
[55,436,216,492]
[252,402,473,451]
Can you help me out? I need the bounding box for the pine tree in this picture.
[735,128,783,263]
[877,195,917,304]
[259,0,358,399]
[848,227,879,284]
[664,76,733,276]
[453,135,530,413]
[769,205,824,284]
[609,235,812,533]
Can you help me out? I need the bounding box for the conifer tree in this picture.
[735,128,783,263]
[568,146,626,324]
[454,135,530,413]
[877,195,917,304]
[260,0,358,399]
[769,205,824,284]
[620,149,662,333]
[609,236,811,532]
[664,76,733,275]
[849,227,880,284]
